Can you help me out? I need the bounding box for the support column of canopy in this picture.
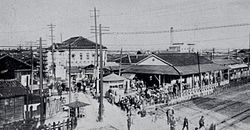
[180,75,183,97]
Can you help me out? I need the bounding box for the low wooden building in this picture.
[122,53,229,103]
[0,79,28,128]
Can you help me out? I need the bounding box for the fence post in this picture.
[53,122,56,130]
[48,123,51,130]
[58,121,61,130]
[62,120,65,130]
[74,117,77,128]
[70,118,74,130]
[66,118,69,130]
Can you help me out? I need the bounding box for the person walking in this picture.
[182,117,189,130]
[153,107,159,123]
[170,115,176,130]
[199,116,205,129]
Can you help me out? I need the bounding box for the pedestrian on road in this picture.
[170,115,176,130]
[199,116,205,129]
[182,117,189,130]
[152,107,158,123]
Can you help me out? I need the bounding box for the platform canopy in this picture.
[103,73,126,82]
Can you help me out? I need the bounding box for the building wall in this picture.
[47,49,107,80]
[0,96,24,127]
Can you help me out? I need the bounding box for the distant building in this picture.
[47,36,108,80]
[0,79,28,128]
[168,43,195,53]
[0,54,31,87]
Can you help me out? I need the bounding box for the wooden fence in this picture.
[2,117,77,130]
[37,117,77,130]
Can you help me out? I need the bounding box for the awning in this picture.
[176,63,229,75]
[122,65,180,75]
[64,101,90,108]
[228,64,248,69]
[122,63,229,76]
[103,73,126,82]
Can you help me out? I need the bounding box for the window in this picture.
[80,53,83,60]
[86,53,90,60]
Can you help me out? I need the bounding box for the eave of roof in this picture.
[122,65,180,75]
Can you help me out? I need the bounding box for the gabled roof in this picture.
[0,79,28,98]
[154,53,213,66]
[238,49,250,54]
[136,53,213,66]
[123,53,228,76]
[114,54,148,64]
[0,54,31,79]
[49,36,107,50]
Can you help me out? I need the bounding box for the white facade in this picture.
[47,49,107,80]
[169,43,195,53]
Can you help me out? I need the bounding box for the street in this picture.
[44,82,250,130]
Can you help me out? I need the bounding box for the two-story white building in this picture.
[47,36,108,80]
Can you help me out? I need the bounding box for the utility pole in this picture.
[30,45,34,93]
[68,39,72,105]
[39,37,44,125]
[197,52,201,89]
[248,34,250,73]
[98,24,104,122]
[170,27,174,45]
[119,48,123,76]
[48,24,56,85]
[90,7,100,94]
[60,33,63,43]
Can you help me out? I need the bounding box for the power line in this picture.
[0,27,47,34]
[105,35,248,47]
[106,23,250,35]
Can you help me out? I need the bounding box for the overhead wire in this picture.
[105,23,250,35]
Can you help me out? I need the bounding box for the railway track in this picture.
[217,108,250,130]
[188,95,250,120]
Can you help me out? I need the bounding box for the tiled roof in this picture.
[0,79,28,98]
[49,36,107,50]
[155,53,213,66]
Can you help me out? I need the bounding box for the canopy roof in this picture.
[123,65,179,75]
[64,100,90,108]
[123,63,229,76]
[103,73,126,82]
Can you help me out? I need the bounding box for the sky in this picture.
[1,0,250,51]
